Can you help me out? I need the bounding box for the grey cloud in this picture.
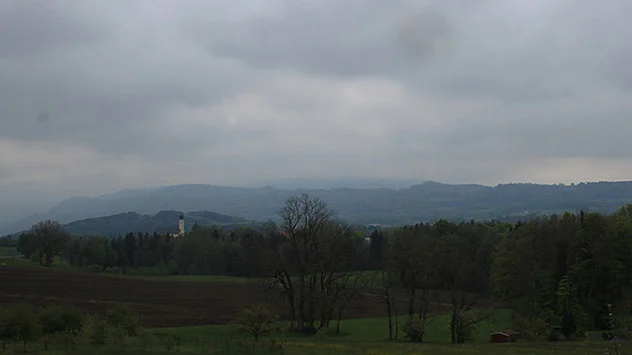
[202,0,462,78]
[419,92,632,163]
[0,1,254,158]
[0,0,110,58]
[200,0,632,103]
[1,0,632,217]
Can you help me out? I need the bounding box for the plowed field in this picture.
[0,266,388,327]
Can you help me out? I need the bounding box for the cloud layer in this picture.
[1,0,632,222]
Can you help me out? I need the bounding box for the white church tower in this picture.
[178,215,185,237]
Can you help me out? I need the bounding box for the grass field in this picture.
[0,256,33,267]
[141,310,632,354]
[3,339,624,355]
[0,257,381,285]
[153,309,516,343]
[2,312,627,354]
[0,246,18,257]
[0,257,257,283]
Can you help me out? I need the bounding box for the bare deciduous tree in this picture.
[265,194,361,334]
[368,269,399,340]
[231,303,280,342]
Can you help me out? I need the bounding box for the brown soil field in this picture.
[0,266,393,328]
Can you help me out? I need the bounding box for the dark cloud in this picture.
[203,1,462,78]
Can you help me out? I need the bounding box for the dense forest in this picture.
[6,180,632,234]
[11,194,632,342]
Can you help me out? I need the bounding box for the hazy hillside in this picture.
[3,181,632,234]
[61,210,250,238]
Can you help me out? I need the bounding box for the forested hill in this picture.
[4,180,632,234]
[59,210,251,238]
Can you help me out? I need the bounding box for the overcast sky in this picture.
[1,0,632,221]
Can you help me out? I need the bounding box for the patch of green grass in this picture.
[308,308,514,343]
[0,259,381,286]
[146,308,514,345]
[0,246,19,257]
[277,340,628,355]
[2,310,628,355]
[1,256,34,267]
[144,314,628,354]
[1,255,75,269]
[0,258,260,284]
[3,339,628,355]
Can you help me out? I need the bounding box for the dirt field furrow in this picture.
[0,266,389,327]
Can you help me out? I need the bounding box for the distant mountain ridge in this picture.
[3,180,632,235]
[24,210,250,238]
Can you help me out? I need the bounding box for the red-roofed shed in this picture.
[490,330,519,343]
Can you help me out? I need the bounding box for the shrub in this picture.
[82,315,110,346]
[402,319,424,342]
[162,333,182,352]
[546,329,559,342]
[314,327,328,341]
[0,303,42,346]
[29,253,41,263]
[39,305,84,334]
[105,304,142,336]
[451,310,476,343]
[137,330,156,350]
[166,260,180,275]
[231,304,280,342]
[511,315,548,341]
[53,330,78,352]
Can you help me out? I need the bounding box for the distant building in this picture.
[155,215,185,238]
[178,215,185,237]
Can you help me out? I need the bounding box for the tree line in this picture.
[13,195,632,342]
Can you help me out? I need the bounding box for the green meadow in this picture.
[3,310,624,355]
[0,247,18,257]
